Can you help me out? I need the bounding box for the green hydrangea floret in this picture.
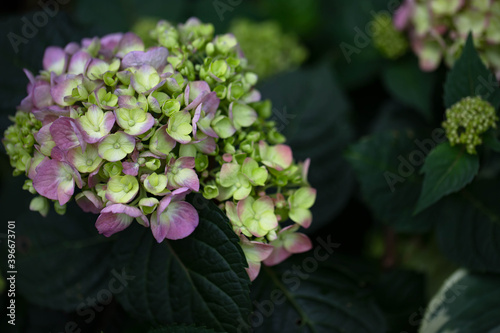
[442,96,498,154]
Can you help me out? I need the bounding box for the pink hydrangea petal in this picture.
[35,123,54,155]
[194,136,216,154]
[121,47,169,70]
[259,141,293,171]
[393,0,414,30]
[173,168,200,191]
[150,124,177,157]
[32,105,71,124]
[283,232,312,254]
[263,245,292,266]
[289,208,313,228]
[19,69,35,111]
[185,81,210,110]
[246,261,262,281]
[301,158,311,182]
[117,95,139,109]
[68,50,91,75]
[192,104,202,137]
[43,46,67,74]
[32,81,53,109]
[176,156,196,169]
[88,165,101,188]
[50,146,67,162]
[33,159,79,205]
[241,237,274,262]
[23,68,35,85]
[77,109,115,144]
[50,117,86,152]
[64,42,80,55]
[100,33,124,52]
[237,197,254,221]
[96,204,148,237]
[122,161,139,176]
[198,114,219,138]
[116,32,144,57]
[51,74,83,106]
[201,91,220,115]
[28,150,47,180]
[76,190,103,214]
[95,210,132,236]
[152,201,199,242]
[242,89,261,103]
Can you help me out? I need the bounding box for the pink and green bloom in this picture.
[106,175,140,204]
[2,18,316,281]
[394,0,500,77]
[98,131,136,162]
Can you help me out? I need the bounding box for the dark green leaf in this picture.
[345,130,440,232]
[419,269,500,333]
[483,129,500,153]
[149,325,217,333]
[111,194,251,333]
[250,254,386,333]
[373,269,426,333]
[382,58,436,121]
[415,142,479,214]
[443,33,500,109]
[434,180,500,272]
[0,202,114,311]
[259,63,355,233]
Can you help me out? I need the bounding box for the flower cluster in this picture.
[442,96,497,154]
[394,0,500,76]
[2,18,316,280]
[229,19,308,80]
[371,13,409,59]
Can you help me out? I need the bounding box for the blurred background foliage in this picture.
[0,0,479,332]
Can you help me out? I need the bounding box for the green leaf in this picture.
[483,129,500,153]
[259,63,355,233]
[249,254,387,333]
[0,202,114,311]
[419,269,500,333]
[415,142,479,214]
[373,269,426,333]
[443,33,500,109]
[111,194,251,333]
[434,180,500,272]
[345,130,439,233]
[149,325,217,333]
[382,58,436,121]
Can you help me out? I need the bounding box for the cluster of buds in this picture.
[442,96,497,154]
[229,19,308,80]
[2,18,316,280]
[394,0,500,77]
[371,13,409,59]
[3,111,41,176]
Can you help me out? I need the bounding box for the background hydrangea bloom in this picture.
[229,19,308,79]
[394,0,500,77]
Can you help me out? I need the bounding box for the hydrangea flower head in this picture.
[229,19,308,79]
[394,0,500,76]
[371,13,409,59]
[442,96,497,154]
[2,18,316,281]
